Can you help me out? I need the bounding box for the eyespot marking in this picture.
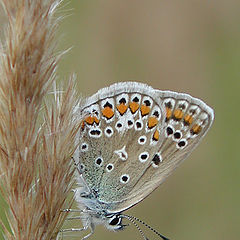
[166,126,174,137]
[173,130,182,140]
[132,96,140,102]
[177,139,188,149]
[120,174,130,184]
[103,101,113,108]
[138,135,147,145]
[135,120,143,130]
[127,120,134,127]
[89,129,102,138]
[139,152,149,162]
[144,99,151,106]
[106,163,114,172]
[153,110,160,117]
[115,121,124,132]
[80,143,88,152]
[95,157,103,167]
[152,153,162,168]
[105,126,114,137]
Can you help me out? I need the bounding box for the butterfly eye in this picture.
[109,216,121,226]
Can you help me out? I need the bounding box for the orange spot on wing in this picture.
[190,124,202,135]
[140,105,150,116]
[117,103,128,115]
[129,102,139,113]
[166,107,172,121]
[148,116,158,129]
[81,121,85,130]
[93,116,100,124]
[184,114,193,125]
[173,109,184,120]
[102,107,114,119]
[153,130,159,141]
[85,116,95,125]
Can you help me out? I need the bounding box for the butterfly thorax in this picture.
[75,184,124,231]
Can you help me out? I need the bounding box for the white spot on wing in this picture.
[95,157,103,167]
[114,146,128,161]
[106,163,114,172]
[138,135,147,145]
[139,152,149,163]
[176,138,188,149]
[104,126,114,137]
[88,128,102,138]
[120,174,130,184]
[80,143,88,152]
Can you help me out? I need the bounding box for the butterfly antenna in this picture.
[121,214,149,240]
[122,214,170,240]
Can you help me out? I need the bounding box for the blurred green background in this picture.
[1,0,240,239]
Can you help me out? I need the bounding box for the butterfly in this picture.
[67,82,214,240]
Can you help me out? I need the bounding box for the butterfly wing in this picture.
[77,82,214,214]
[110,89,214,213]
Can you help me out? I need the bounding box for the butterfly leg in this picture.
[66,216,82,220]
[60,223,94,240]
[62,208,83,213]
[81,223,95,240]
[60,227,86,233]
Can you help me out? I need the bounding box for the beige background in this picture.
[1,1,240,240]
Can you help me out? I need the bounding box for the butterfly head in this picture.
[105,214,126,231]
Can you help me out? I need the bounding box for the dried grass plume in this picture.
[0,0,79,239]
